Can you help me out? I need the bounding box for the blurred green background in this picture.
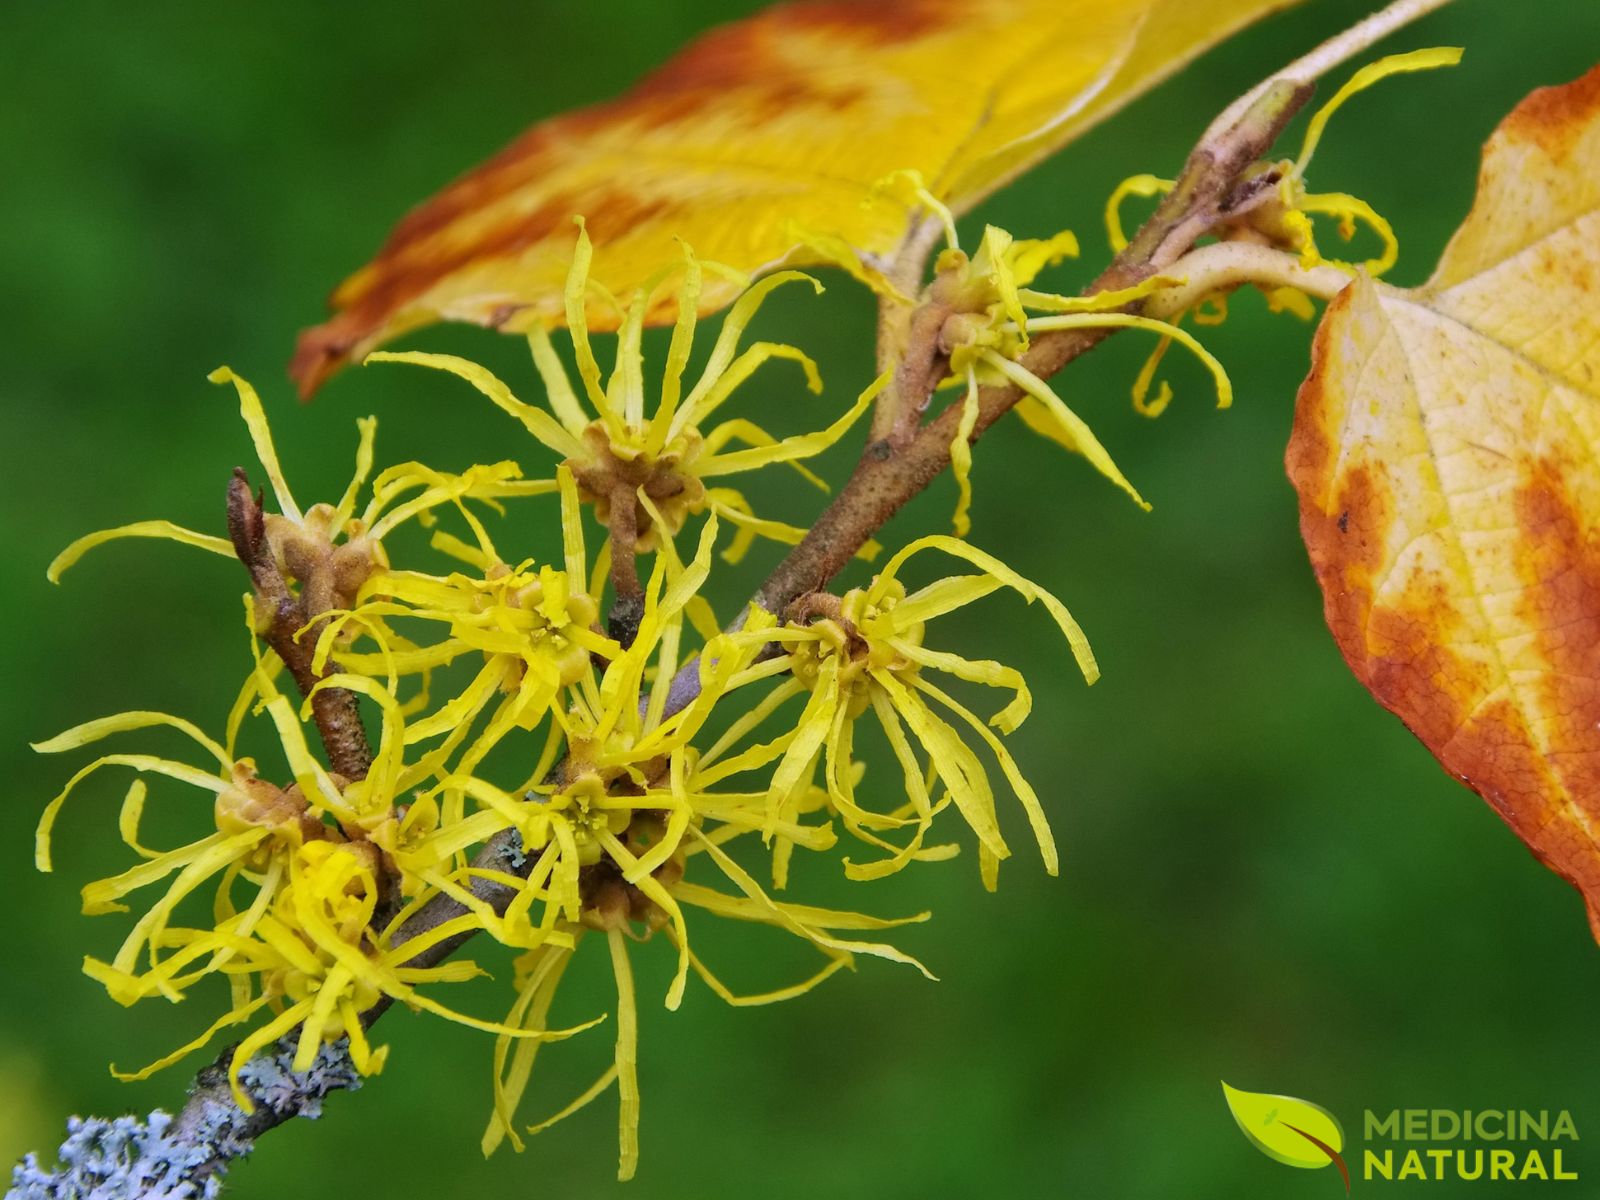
[4,2,1600,1196]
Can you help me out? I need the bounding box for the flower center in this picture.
[566,422,707,551]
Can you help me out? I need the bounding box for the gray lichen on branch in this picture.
[9,1041,361,1199]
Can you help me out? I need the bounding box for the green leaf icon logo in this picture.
[1221,1081,1349,1191]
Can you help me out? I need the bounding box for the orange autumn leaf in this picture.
[1287,67,1600,936]
[291,0,1299,396]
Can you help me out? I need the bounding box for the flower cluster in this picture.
[39,229,1099,1180]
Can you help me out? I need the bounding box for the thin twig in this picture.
[870,213,949,442]
[606,482,646,646]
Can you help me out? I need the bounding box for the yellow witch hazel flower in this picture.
[927,220,1231,530]
[856,172,1229,535]
[33,635,388,958]
[314,466,620,799]
[368,217,886,570]
[480,832,929,1182]
[31,635,550,1109]
[98,836,562,1111]
[32,708,314,965]
[698,535,1098,892]
[48,366,528,612]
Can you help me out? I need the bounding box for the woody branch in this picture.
[19,2,1448,1191]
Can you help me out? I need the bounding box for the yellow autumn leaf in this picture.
[1221,1081,1346,1172]
[1286,67,1600,937]
[291,0,1301,395]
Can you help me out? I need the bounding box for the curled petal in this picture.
[1295,47,1464,176]
[47,521,233,583]
[1103,174,1173,251]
